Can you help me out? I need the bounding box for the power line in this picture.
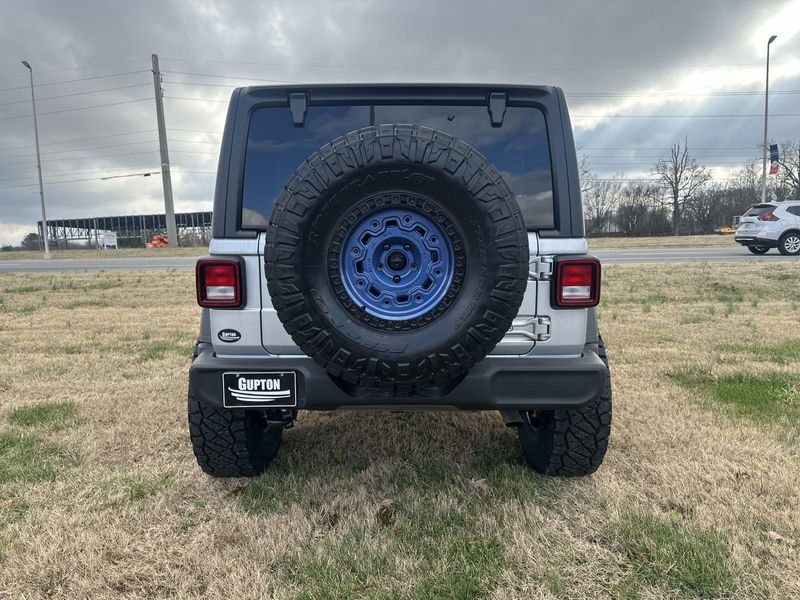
[161,70,295,84]
[591,177,737,182]
[583,151,759,157]
[0,70,151,93]
[0,149,159,164]
[37,140,158,157]
[0,129,156,152]
[570,90,800,98]
[0,171,163,191]
[589,160,751,165]
[160,57,795,71]
[164,96,228,103]
[586,155,763,162]
[171,168,217,174]
[166,128,221,134]
[573,112,800,119]
[169,138,219,144]
[100,171,160,180]
[0,164,162,184]
[169,150,219,155]
[0,59,147,81]
[578,146,760,150]
[0,83,152,106]
[166,81,237,88]
[162,98,800,119]
[0,97,151,121]
[579,148,759,158]
[162,77,800,98]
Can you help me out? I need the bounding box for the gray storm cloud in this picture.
[1,0,798,244]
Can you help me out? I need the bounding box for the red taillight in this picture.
[196,259,243,308]
[758,212,779,221]
[554,258,600,308]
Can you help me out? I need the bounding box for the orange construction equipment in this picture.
[145,234,170,248]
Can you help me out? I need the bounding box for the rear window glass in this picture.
[241,104,554,230]
[787,206,800,216]
[744,205,776,216]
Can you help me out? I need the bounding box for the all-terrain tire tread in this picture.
[188,395,282,478]
[264,125,528,386]
[518,337,612,476]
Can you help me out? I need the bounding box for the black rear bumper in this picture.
[734,236,777,248]
[188,347,608,411]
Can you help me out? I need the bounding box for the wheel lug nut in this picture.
[410,264,416,270]
[383,243,390,250]
[404,244,411,250]
[377,263,383,269]
[393,275,401,283]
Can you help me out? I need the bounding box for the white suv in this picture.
[735,201,800,255]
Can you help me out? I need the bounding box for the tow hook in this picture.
[265,408,295,429]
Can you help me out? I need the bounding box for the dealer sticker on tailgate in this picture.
[222,372,297,408]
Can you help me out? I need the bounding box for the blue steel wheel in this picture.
[339,207,454,321]
[328,192,467,330]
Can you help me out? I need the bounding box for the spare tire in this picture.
[265,124,528,386]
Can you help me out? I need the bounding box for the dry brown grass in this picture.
[0,247,207,261]
[0,264,798,599]
[588,234,737,250]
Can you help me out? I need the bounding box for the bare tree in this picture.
[776,141,800,201]
[614,183,655,236]
[652,138,712,235]
[577,149,594,198]
[584,177,621,234]
[687,186,727,233]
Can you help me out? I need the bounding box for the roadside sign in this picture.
[102,231,118,249]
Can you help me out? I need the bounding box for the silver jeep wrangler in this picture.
[188,84,611,478]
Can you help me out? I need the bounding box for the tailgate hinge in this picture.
[509,316,551,342]
[528,256,553,281]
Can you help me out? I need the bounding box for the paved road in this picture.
[0,247,796,273]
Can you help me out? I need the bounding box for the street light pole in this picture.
[761,35,777,204]
[21,60,51,259]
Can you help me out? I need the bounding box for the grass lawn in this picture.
[588,234,738,250]
[0,264,799,598]
[0,247,207,261]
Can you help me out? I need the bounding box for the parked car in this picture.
[734,201,800,255]
[187,84,611,478]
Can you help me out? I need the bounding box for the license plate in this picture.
[222,372,297,408]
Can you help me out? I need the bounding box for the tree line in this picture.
[581,140,800,236]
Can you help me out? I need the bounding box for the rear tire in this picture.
[748,245,770,255]
[778,232,800,256]
[517,338,612,476]
[188,395,283,478]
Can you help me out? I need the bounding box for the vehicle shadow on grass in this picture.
[234,410,577,516]
[221,411,586,599]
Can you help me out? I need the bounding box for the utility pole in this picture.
[151,53,178,247]
[21,61,51,259]
[761,35,777,204]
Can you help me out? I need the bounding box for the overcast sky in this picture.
[1,0,799,245]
